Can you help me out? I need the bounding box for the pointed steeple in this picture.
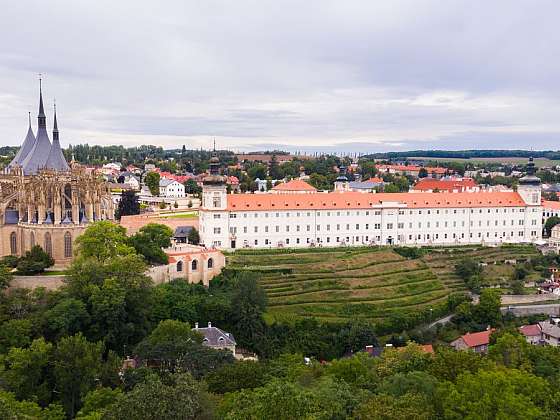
[38,77,46,129]
[44,102,70,172]
[52,100,59,142]
[21,78,52,174]
[8,112,36,169]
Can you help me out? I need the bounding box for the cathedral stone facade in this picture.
[0,83,114,265]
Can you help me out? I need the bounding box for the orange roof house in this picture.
[450,329,495,353]
[412,178,478,193]
[271,179,317,194]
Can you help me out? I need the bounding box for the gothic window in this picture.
[192,260,198,271]
[64,232,72,258]
[44,233,52,257]
[208,258,214,269]
[177,260,183,272]
[10,232,17,255]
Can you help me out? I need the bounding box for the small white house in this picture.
[124,175,140,190]
[159,178,185,198]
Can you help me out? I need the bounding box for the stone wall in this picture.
[8,275,66,291]
[501,294,560,305]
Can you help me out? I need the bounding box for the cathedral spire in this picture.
[38,76,46,129]
[52,101,59,142]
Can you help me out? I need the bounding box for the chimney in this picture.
[208,321,212,328]
[194,322,198,329]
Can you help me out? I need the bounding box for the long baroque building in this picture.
[0,83,114,264]
[200,156,543,249]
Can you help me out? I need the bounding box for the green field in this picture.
[226,244,540,323]
[414,156,560,168]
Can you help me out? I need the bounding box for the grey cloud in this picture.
[1,0,559,151]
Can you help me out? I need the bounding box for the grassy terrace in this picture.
[226,244,540,323]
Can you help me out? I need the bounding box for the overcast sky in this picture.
[1,0,559,153]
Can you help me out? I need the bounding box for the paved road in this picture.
[426,314,454,329]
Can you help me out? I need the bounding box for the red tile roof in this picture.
[461,329,495,348]
[413,178,477,192]
[367,177,384,183]
[519,324,541,337]
[420,344,435,354]
[226,191,526,211]
[543,200,560,210]
[271,179,317,192]
[376,164,448,174]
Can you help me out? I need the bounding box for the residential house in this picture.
[450,329,495,353]
[411,177,479,193]
[174,226,194,243]
[348,178,385,193]
[146,244,224,287]
[193,321,237,356]
[159,178,186,198]
[539,320,560,346]
[519,324,542,345]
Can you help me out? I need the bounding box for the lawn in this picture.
[227,244,541,323]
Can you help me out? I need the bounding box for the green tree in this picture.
[544,216,560,236]
[0,263,13,289]
[309,173,331,190]
[475,289,502,326]
[115,190,140,219]
[220,379,320,420]
[74,221,134,262]
[229,272,267,349]
[187,227,200,245]
[429,348,491,382]
[108,374,206,420]
[184,179,202,195]
[144,171,161,196]
[0,319,33,353]
[455,258,482,280]
[129,223,173,264]
[0,390,65,420]
[134,320,234,378]
[76,387,122,419]
[488,332,532,369]
[383,183,400,193]
[16,245,54,275]
[268,155,284,179]
[378,371,438,399]
[247,164,267,180]
[353,393,434,420]
[325,351,379,391]
[439,368,551,419]
[418,168,429,178]
[1,338,53,405]
[44,298,90,341]
[205,361,268,394]
[53,334,105,418]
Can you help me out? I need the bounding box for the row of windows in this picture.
[176,258,214,272]
[244,230,536,247]
[10,231,72,258]
[228,207,528,219]
[225,219,538,235]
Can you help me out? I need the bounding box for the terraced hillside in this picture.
[227,247,450,323]
[227,244,541,323]
[422,244,541,289]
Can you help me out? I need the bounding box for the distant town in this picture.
[3,87,560,418]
